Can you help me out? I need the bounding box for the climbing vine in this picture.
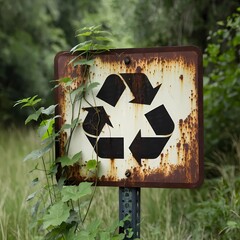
[15,26,130,240]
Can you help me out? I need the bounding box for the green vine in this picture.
[14,26,131,240]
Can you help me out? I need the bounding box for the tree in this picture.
[0,0,67,124]
[203,7,240,155]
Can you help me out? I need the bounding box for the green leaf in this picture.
[57,152,81,167]
[72,152,82,163]
[86,159,97,171]
[86,82,100,92]
[49,164,58,175]
[42,201,70,229]
[22,95,41,108]
[73,43,93,52]
[94,30,112,36]
[59,77,72,84]
[25,107,44,124]
[42,104,58,115]
[14,95,41,108]
[76,31,92,37]
[57,156,71,167]
[61,182,93,202]
[70,40,92,52]
[112,234,125,240]
[38,118,54,140]
[87,218,101,236]
[23,142,53,161]
[61,123,72,130]
[100,232,110,240]
[71,85,85,103]
[14,97,31,107]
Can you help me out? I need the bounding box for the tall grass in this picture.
[1,128,240,239]
[0,127,38,240]
[88,138,240,239]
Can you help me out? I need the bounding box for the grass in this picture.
[0,127,39,240]
[1,127,240,239]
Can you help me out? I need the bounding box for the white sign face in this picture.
[55,47,203,188]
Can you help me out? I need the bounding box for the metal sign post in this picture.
[119,188,140,239]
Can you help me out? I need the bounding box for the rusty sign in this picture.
[55,46,203,188]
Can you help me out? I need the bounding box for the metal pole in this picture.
[119,187,141,239]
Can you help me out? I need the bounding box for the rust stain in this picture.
[109,159,118,180]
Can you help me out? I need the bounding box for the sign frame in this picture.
[54,46,203,188]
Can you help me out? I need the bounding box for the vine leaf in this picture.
[86,219,101,237]
[70,40,92,52]
[71,85,85,103]
[58,151,82,167]
[86,82,100,92]
[42,201,70,229]
[57,156,72,167]
[14,95,41,108]
[72,152,82,163]
[99,232,110,239]
[51,77,73,90]
[59,77,72,84]
[23,142,53,161]
[86,159,97,171]
[38,118,54,140]
[61,182,93,202]
[25,107,44,125]
[42,104,58,116]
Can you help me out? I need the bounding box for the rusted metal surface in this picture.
[54,47,203,188]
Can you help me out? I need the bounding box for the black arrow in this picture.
[129,130,171,166]
[96,74,126,106]
[83,106,112,136]
[120,73,161,105]
[87,136,124,158]
[145,105,175,135]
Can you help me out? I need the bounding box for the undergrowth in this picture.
[1,128,239,239]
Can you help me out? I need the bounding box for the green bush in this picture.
[204,8,240,155]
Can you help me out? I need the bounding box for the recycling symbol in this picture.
[82,73,175,166]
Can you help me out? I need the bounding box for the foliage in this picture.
[1,128,240,239]
[14,26,126,239]
[203,8,240,155]
[0,0,67,125]
[93,0,239,48]
[1,0,239,127]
